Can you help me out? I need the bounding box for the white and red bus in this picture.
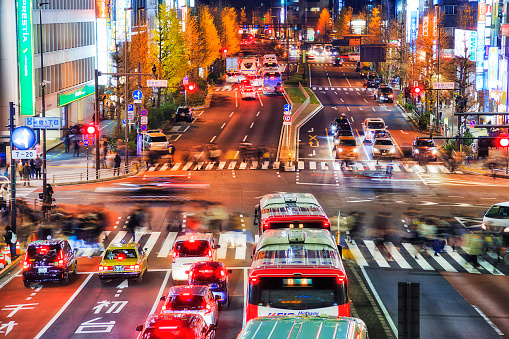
[246,228,349,322]
[253,193,331,234]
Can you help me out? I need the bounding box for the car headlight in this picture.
[390,147,396,153]
[337,148,343,152]
[504,226,509,233]
[388,94,393,98]
[481,223,487,230]
[414,149,419,154]
[373,147,379,152]
[353,148,358,153]
[331,126,337,131]
[334,139,339,145]
[431,148,437,155]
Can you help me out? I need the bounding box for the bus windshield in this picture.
[249,276,348,310]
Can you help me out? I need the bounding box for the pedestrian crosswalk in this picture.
[76,229,253,262]
[312,86,375,92]
[309,63,356,67]
[345,240,506,275]
[144,160,461,174]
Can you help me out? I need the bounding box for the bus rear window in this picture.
[268,222,326,229]
[249,277,348,309]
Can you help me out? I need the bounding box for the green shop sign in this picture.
[17,0,35,116]
[58,84,94,106]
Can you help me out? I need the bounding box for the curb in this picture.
[0,254,23,280]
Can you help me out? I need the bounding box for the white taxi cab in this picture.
[171,233,219,282]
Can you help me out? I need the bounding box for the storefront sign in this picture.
[96,0,108,18]
[58,84,94,107]
[488,47,498,89]
[17,0,35,116]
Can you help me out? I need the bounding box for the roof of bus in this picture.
[252,229,343,271]
[238,316,367,339]
[260,193,327,219]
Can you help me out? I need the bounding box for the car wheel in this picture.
[136,272,143,284]
[73,261,78,275]
[62,272,69,286]
[23,280,30,288]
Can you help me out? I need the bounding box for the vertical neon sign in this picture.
[17,0,35,116]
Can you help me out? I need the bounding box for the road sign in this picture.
[12,150,36,159]
[133,99,142,104]
[140,109,148,116]
[140,116,148,124]
[183,75,189,85]
[432,82,455,90]
[141,124,148,133]
[283,115,291,122]
[283,121,291,125]
[127,104,134,112]
[284,104,292,112]
[132,90,143,100]
[25,117,61,129]
[147,79,168,88]
[128,110,134,120]
[12,126,36,150]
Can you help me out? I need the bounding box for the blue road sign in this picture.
[25,117,61,129]
[284,104,292,112]
[132,90,143,100]
[128,104,134,112]
[12,126,36,150]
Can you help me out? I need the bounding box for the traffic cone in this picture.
[0,252,6,268]
[2,245,11,263]
[16,241,21,255]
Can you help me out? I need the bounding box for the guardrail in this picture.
[49,163,140,185]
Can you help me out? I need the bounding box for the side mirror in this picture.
[215,295,221,300]
[215,245,221,249]
[227,269,233,274]
[136,325,143,331]
[160,295,166,301]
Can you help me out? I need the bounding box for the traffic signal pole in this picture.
[95,69,100,178]
[9,103,16,233]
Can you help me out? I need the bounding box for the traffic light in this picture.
[411,86,421,95]
[81,124,97,135]
[222,48,228,54]
[497,135,509,147]
[178,84,185,94]
[187,83,197,93]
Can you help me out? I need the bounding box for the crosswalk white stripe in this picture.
[143,232,161,256]
[413,164,425,173]
[356,88,360,91]
[217,162,226,170]
[239,162,248,169]
[312,87,316,90]
[319,87,323,90]
[384,242,412,269]
[182,162,193,170]
[321,162,328,170]
[334,162,341,171]
[324,87,328,91]
[228,161,237,170]
[157,232,178,258]
[81,247,94,257]
[364,240,390,267]
[250,161,258,169]
[235,233,247,260]
[444,246,480,274]
[159,163,169,171]
[194,162,204,170]
[459,246,503,275]
[427,165,438,173]
[298,161,305,170]
[356,163,364,171]
[438,165,451,173]
[148,166,156,172]
[205,162,215,170]
[217,233,229,259]
[261,161,269,169]
[347,240,368,266]
[273,161,280,169]
[171,163,181,171]
[309,161,316,170]
[391,164,401,172]
[401,243,434,270]
[367,163,377,171]
[403,164,413,172]
[109,231,127,246]
[426,248,457,272]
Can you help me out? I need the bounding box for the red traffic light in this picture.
[222,48,228,54]
[499,137,509,147]
[412,86,421,94]
[86,125,96,134]
[187,83,197,93]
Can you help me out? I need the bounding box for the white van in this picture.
[482,201,509,233]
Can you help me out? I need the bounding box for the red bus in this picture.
[246,228,349,323]
[253,193,330,234]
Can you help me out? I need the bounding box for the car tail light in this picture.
[55,250,65,267]
[134,264,139,270]
[250,277,258,283]
[23,253,30,270]
[221,270,225,278]
[162,305,166,311]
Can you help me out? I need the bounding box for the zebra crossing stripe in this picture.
[477,255,504,275]
[171,163,181,171]
[333,162,341,171]
[356,163,364,171]
[261,161,269,169]
[324,87,329,91]
[250,161,258,169]
[235,233,247,260]
[413,164,426,173]
[364,240,390,268]
[148,166,157,172]
[427,165,438,173]
[384,242,412,269]
[309,162,316,170]
[228,161,237,170]
[445,246,480,274]
[438,165,451,173]
[404,164,413,172]
[347,240,368,266]
[205,162,215,171]
[109,231,127,246]
[319,87,323,90]
[367,163,377,171]
[426,248,457,272]
[217,162,226,170]
[273,161,280,169]
[182,162,193,170]
[160,163,169,171]
[157,232,178,258]
[143,232,161,256]
[194,162,204,170]
[239,162,248,170]
[312,87,316,90]
[401,243,434,270]
[390,164,401,172]
[217,233,229,259]
[356,88,360,91]
[321,162,328,170]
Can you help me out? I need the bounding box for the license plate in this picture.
[38,267,47,273]
[114,266,124,272]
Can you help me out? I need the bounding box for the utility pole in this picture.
[94,69,100,178]
[124,8,131,174]
[9,103,16,233]
[39,2,49,209]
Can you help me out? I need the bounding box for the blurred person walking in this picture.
[3,226,17,259]
[464,231,484,268]
[22,161,31,186]
[34,155,42,179]
[113,154,121,175]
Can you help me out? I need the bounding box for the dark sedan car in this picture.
[412,138,437,161]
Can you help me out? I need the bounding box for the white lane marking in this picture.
[149,270,171,315]
[351,117,354,122]
[256,111,260,117]
[347,240,368,266]
[472,305,505,336]
[328,77,332,86]
[34,273,94,339]
[250,122,254,129]
[347,107,350,111]
[235,90,238,107]
[372,107,376,111]
[384,242,412,269]
[340,98,344,103]
[364,240,390,268]
[257,92,264,106]
[345,76,352,87]
[426,248,457,272]
[364,99,368,103]
[228,161,237,170]
[427,165,438,173]
[235,233,247,260]
[143,232,161,256]
[109,231,127,245]
[401,243,434,270]
[229,111,234,117]
[182,162,193,170]
[217,162,226,170]
[198,111,204,116]
[298,161,305,170]
[239,162,248,169]
[171,163,181,171]
[221,123,226,129]
[210,136,217,143]
[309,162,316,170]
[243,135,248,142]
[0,268,22,290]
[158,232,177,258]
[217,233,229,259]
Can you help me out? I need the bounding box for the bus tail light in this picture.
[250,277,258,283]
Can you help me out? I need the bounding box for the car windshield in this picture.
[380,88,393,93]
[367,75,377,80]
[150,136,167,143]
[339,139,356,146]
[264,62,277,67]
[104,249,138,260]
[175,241,210,256]
[367,122,384,129]
[416,140,435,147]
[374,139,393,146]
[168,294,206,310]
[27,244,60,261]
[485,205,509,219]
[141,327,195,339]
[177,108,190,114]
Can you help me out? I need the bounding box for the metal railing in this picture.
[50,163,139,185]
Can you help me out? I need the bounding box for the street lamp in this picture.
[124,7,133,173]
[39,2,49,210]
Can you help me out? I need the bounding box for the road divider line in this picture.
[243,135,248,142]
[340,98,344,102]
[328,77,332,87]
[34,273,94,339]
[221,123,226,129]
[235,90,238,107]
[257,92,264,106]
[149,270,171,315]
[210,136,217,143]
[256,111,260,116]
[250,122,254,129]
[347,107,350,111]
[229,112,234,118]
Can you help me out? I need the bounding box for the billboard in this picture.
[360,45,387,62]
[17,0,35,116]
[488,47,498,89]
[454,29,477,61]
